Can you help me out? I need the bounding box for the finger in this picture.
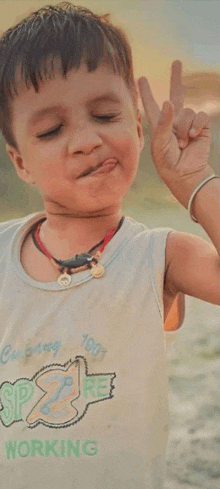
[138,77,160,134]
[152,101,175,153]
[189,112,211,137]
[174,110,210,149]
[170,60,185,116]
[173,108,196,146]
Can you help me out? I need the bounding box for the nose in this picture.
[68,124,103,155]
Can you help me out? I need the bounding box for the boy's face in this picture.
[7,61,144,218]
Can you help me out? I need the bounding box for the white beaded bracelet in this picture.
[187,174,219,222]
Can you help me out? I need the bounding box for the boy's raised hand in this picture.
[138,60,213,208]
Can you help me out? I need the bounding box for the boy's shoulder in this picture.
[0,213,33,230]
[0,213,39,245]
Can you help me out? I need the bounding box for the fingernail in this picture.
[179,139,186,148]
[163,102,170,114]
[160,102,170,123]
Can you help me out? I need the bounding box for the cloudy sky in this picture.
[0,0,219,114]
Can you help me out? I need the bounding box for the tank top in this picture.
[0,212,175,488]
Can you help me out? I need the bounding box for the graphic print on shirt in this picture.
[0,356,116,429]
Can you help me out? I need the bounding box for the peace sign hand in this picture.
[138,61,212,208]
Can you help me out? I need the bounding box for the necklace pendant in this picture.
[58,272,72,287]
[90,263,105,279]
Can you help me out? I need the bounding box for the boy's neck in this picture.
[37,209,123,258]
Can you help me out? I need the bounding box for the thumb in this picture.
[158,101,174,130]
[151,101,175,161]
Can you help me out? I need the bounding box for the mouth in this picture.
[79,158,118,178]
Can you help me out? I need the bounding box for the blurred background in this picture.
[0,1,219,487]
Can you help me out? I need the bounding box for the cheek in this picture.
[120,131,141,174]
[26,142,64,176]
[110,125,140,157]
[31,142,61,162]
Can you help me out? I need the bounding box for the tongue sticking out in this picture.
[81,158,118,177]
[91,159,118,175]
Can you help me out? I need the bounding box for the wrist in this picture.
[188,173,218,222]
[164,166,214,209]
[189,175,219,223]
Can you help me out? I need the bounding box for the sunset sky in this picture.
[0,0,219,114]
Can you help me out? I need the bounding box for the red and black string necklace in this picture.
[31,216,124,286]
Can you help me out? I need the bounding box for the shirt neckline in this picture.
[11,211,140,291]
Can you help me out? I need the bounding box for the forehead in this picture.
[10,60,135,129]
[13,59,130,106]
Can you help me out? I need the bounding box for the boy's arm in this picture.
[138,61,219,306]
[165,177,219,305]
[165,230,219,305]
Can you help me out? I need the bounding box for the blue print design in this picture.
[0,356,116,429]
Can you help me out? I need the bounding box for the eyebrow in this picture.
[88,92,122,105]
[28,92,122,127]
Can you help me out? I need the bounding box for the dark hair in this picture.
[0,2,138,150]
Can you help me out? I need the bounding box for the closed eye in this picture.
[37,114,119,140]
[94,114,120,121]
[37,124,63,139]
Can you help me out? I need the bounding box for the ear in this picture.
[136,109,145,153]
[6,144,36,185]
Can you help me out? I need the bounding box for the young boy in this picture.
[0,3,219,488]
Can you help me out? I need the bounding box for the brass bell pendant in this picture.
[90,263,105,278]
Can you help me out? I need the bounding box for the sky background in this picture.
[0,0,219,115]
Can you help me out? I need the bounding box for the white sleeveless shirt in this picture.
[0,212,175,489]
